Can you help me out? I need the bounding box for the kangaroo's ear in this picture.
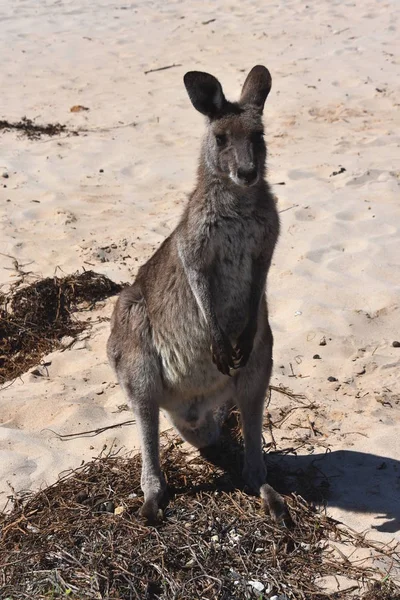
[240,65,272,112]
[184,71,227,119]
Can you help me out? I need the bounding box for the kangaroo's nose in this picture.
[237,166,257,185]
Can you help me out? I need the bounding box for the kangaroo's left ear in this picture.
[240,65,272,113]
[184,71,227,119]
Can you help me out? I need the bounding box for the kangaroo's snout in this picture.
[237,166,258,186]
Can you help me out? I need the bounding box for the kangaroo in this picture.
[107,65,287,523]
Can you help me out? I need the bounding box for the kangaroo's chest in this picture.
[211,215,266,334]
[215,219,258,273]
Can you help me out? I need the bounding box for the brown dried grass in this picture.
[0,270,122,386]
[1,428,399,600]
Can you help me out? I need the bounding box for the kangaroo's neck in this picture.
[194,148,264,211]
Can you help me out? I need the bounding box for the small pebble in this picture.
[327,376,338,382]
[247,580,264,592]
[185,558,195,567]
[319,337,327,346]
[99,168,104,173]
[2,172,9,178]
[392,341,400,348]
[101,501,115,513]
[313,354,321,359]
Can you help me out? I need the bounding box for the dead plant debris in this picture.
[0,270,122,385]
[70,105,90,112]
[1,434,398,600]
[0,117,74,139]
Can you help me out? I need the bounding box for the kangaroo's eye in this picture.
[215,134,227,147]
[251,131,264,144]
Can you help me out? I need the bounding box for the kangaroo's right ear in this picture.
[184,71,227,119]
[240,65,272,112]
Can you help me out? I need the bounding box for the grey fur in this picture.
[107,65,288,522]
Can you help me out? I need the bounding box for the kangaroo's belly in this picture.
[150,290,224,394]
[158,339,225,396]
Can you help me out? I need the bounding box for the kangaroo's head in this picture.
[184,66,271,188]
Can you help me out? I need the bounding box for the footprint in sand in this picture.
[286,169,315,180]
[345,169,385,186]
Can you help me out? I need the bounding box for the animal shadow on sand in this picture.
[168,412,400,535]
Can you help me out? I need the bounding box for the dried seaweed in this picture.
[0,117,73,139]
[1,432,399,600]
[0,270,122,385]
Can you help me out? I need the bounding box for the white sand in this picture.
[1,0,399,556]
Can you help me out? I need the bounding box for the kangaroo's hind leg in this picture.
[107,286,166,522]
[234,312,289,523]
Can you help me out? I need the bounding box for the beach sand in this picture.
[1,0,399,558]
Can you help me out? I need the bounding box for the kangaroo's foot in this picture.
[140,472,168,523]
[260,484,292,526]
